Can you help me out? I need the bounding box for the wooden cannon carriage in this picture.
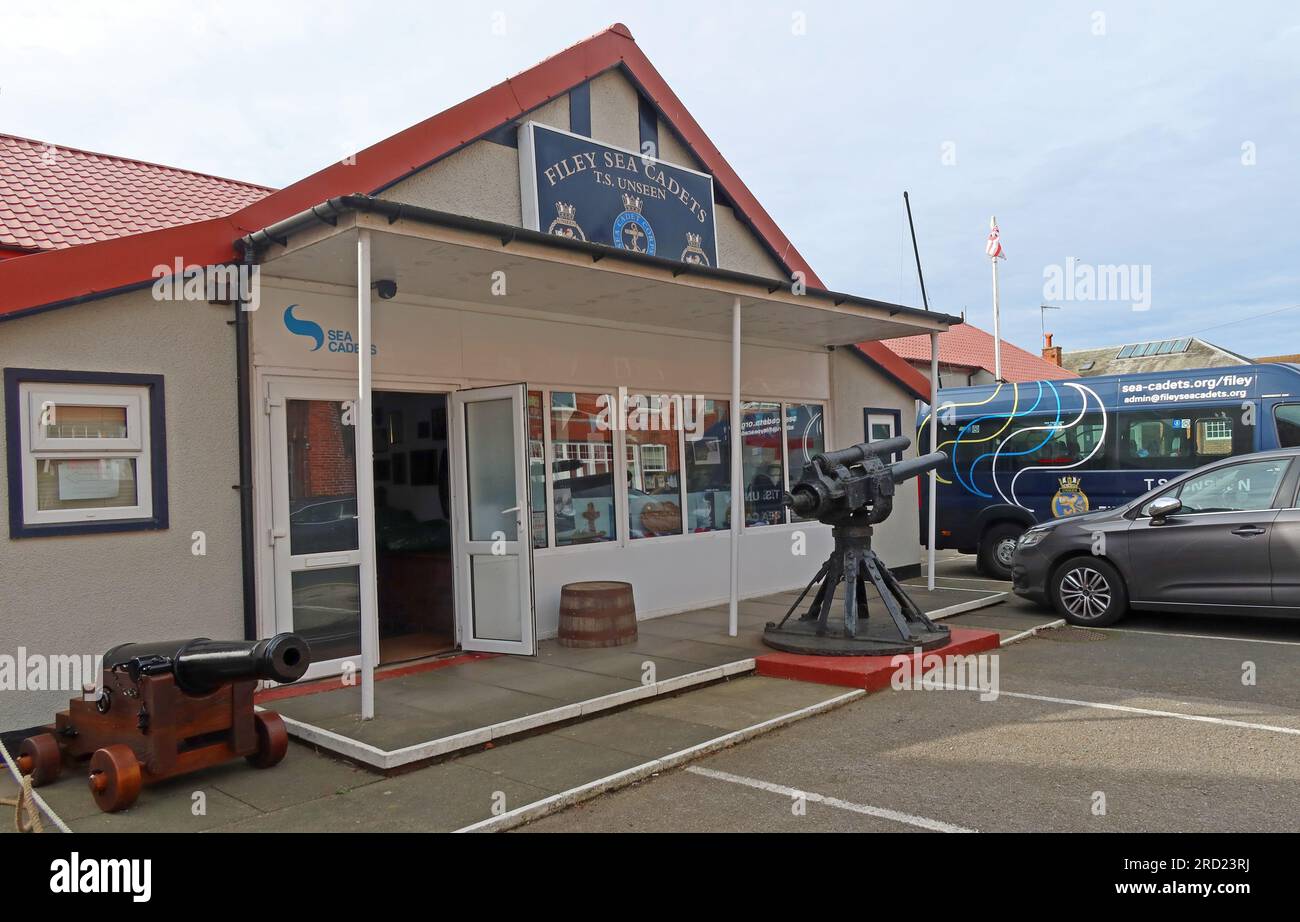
[16,634,309,813]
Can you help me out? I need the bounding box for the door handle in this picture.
[1231,526,1266,537]
[501,506,520,515]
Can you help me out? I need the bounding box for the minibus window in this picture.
[1276,404,1300,448]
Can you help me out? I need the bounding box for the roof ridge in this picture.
[0,132,277,192]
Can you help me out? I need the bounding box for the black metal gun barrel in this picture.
[816,437,911,469]
[887,450,948,484]
[104,634,310,695]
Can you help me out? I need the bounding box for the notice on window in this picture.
[57,459,130,500]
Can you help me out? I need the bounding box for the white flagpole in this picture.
[990,215,1003,382]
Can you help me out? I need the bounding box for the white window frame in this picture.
[17,381,154,527]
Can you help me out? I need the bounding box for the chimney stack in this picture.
[1042,333,1063,367]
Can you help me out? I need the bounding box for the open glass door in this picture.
[451,384,536,655]
[267,380,365,680]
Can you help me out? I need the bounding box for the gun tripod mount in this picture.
[762,438,951,656]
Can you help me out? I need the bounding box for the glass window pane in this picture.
[742,401,786,526]
[35,457,137,510]
[41,404,128,440]
[286,400,358,555]
[786,404,826,523]
[1176,459,1288,513]
[1119,409,1254,470]
[685,398,731,532]
[628,396,683,538]
[527,390,548,549]
[1276,404,1300,449]
[551,392,617,545]
[465,398,518,543]
[291,567,360,662]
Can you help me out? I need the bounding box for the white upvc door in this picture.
[451,384,536,655]
[267,379,369,680]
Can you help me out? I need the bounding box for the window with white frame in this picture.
[6,371,166,536]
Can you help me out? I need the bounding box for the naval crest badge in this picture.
[546,202,586,241]
[612,193,656,255]
[1051,475,1090,518]
[680,232,710,266]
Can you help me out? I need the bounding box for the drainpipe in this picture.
[235,246,258,640]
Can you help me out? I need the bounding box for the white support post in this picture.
[356,230,380,720]
[991,256,1003,382]
[728,297,742,638]
[928,331,939,592]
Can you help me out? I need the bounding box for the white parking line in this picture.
[1093,626,1300,648]
[685,765,976,833]
[1002,619,1066,645]
[940,685,1300,736]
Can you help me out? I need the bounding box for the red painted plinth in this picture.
[755,627,1001,691]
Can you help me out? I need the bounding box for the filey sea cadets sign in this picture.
[520,122,718,267]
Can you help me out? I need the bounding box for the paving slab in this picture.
[35,771,262,832]
[635,675,850,731]
[456,733,648,794]
[209,761,549,832]
[552,710,728,759]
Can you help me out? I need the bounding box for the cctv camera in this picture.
[373,279,398,300]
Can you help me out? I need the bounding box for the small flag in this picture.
[986,216,1005,259]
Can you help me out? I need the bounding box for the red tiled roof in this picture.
[877,323,1075,382]
[0,24,936,397]
[0,133,273,251]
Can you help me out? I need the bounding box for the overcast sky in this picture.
[3,1,1297,358]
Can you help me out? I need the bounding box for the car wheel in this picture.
[977,523,1024,580]
[1051,557,1128,626]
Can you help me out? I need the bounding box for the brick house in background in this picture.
[874,322,1074,387]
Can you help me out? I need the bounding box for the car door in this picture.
[1124,457,1291,609]
[1269,475,1300,610]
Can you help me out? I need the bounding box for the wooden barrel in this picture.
[558,581,638,648]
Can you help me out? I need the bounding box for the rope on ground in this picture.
[0,739,70,833]
[0,774,44,833]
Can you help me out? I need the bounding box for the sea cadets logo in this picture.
[283,304,377,355]
[680,232,710,266]
[1051,476,1090,517]
[612,193,656,255]
[546,201,586,241]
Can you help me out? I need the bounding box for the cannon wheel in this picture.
[247,710,289,769]
[88,745,142,813]
[17,733,62,786]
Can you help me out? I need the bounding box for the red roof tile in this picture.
[0,133,273,251]
[876,323,1075,382]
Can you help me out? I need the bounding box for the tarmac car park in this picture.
[517,552,1300,834]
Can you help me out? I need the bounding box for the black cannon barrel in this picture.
[888,450,948,484]
[816,437,911,469]
[104,634,310,695]
[786,488,818,517]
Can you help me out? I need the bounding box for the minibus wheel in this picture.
[977,523,1024,580]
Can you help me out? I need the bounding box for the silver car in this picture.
[1011,449,1300,626]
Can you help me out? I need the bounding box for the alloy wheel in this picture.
[1059,566,1113,620]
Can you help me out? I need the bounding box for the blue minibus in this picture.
[918,363,1300,578]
